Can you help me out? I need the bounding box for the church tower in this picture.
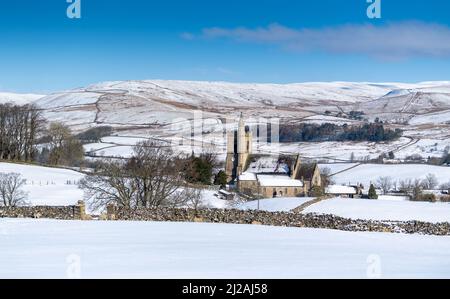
[225,113,252,182]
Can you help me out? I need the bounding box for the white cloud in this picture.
[180,32,195,40]
[196,22,450,59]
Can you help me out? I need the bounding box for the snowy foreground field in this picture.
[3,162,450,278]
[304,198,450,223]
[1,218,450,279]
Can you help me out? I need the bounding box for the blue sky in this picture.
[1,0,450,93]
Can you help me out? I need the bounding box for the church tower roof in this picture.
[238,112,244,129]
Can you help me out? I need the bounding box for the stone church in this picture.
[225,113,253,182]
[225,114,322,198]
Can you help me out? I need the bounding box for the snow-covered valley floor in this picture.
[1,218,450,279]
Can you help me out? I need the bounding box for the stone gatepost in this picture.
[76,200,88,220]
[106,203,117,220]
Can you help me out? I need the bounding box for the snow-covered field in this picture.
[304,198,450,223]
[0,162,230,211]
[319,163,360,174]
[198,190,230,209]
[1,218,450,278]
[0,163,84,207]
[409,110,450,125]
[237,197,314,212]
[87,145,135,158]
[327,163,450,187]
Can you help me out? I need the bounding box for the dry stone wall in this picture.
[0,201,87,220]
[2,202,449,236]
[109,206,450,236]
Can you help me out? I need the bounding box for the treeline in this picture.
[36,122,85,166]
[0,104,42,161]
[76,126,113,143]
[280,123,403,143]
[0,103,85,167]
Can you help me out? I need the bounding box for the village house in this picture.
[225,114,322,198]
[325,185,358,198]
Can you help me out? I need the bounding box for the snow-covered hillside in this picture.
[33,80,450,128]
[22,79,449,163]
[33,80,401,133]
[40,80,395,108]
[0,92,44,105]
[3,80,450,187]
[2,218,450,278]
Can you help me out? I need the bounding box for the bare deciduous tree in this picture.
[399,179,413,195]
[440,181,450,190]
[0,104,42,162]
[320,167,334,187]
[185,188,205,210]
[129,141,187,208]
[377,176,393,195]
[0,173,29,207]
[79,160,138,210]
[80,141,198,210]
[412,179,424,201]
[167,187,204,210]
[423,173,438,190]
[399,178,424,200]
[47,122,84,166]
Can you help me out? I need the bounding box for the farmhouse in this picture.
[225,114,322,197]
[325,185,358,198]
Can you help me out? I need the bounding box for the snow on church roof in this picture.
[247,156,290,174]
[257,175,303,187]
[239,172,257,181]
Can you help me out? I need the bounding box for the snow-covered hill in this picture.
[4,79,450,162]
[32,80,450,130]
[32,80,403,133]
[354,90,450,123]
[0,92,44,105]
